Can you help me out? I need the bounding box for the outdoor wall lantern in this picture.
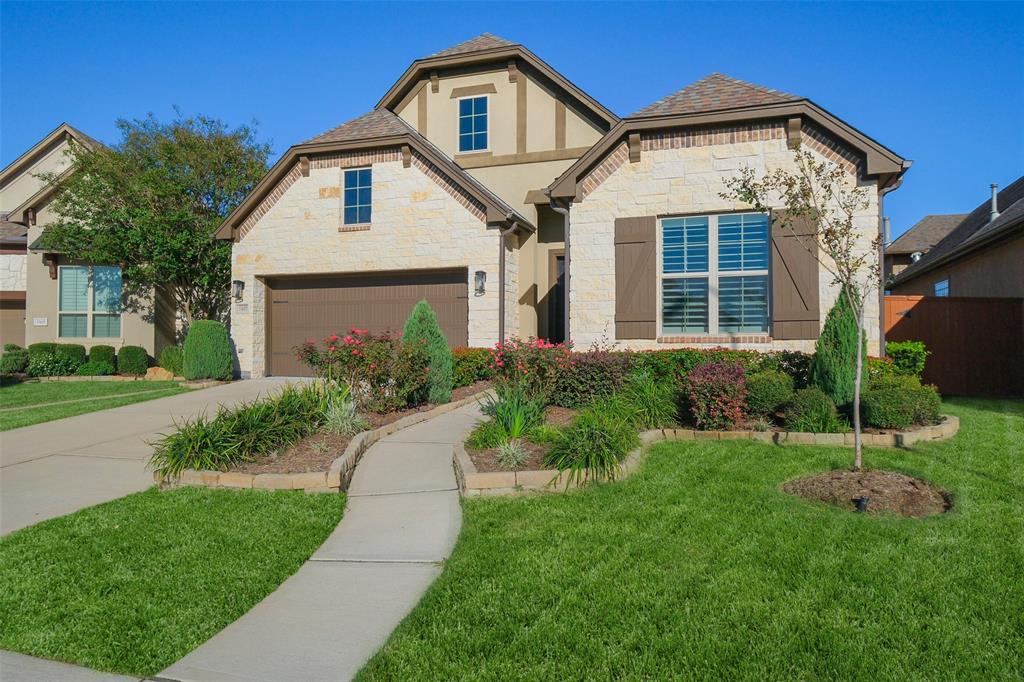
[232,280,245,302]
[474,270,486,296]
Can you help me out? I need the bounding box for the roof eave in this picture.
[0,123,98,188]
[891,216,1024,285]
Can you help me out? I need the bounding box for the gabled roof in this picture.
[632,73,801,117]
[376,34,618,131]
[428,33,516,58]
[886,214,966,255]
[548,72,909,199]
[0,221,28,246]
[893,176,1024,284]
[216,109,533,240]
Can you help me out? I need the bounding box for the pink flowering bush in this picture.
[685,361,747,430]
[488,337,572,399]
[295,329,429,413]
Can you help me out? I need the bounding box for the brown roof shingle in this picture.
[631,73,802,118]
[428,33,517,59]
[303,109,410,145]
[886,214,967,254]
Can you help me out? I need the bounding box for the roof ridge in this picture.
[427,33,518,59]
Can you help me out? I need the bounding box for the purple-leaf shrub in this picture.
[686,361,747,430]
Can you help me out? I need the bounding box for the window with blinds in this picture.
[58,265,123,339]
[660,213,770,335]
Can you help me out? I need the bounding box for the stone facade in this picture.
[0,253,26,291]
[569,122,882,354]
[230,152,516,377]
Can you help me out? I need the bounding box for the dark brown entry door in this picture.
[267,269,468,376]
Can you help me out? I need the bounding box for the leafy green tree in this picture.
[402,300,453,404]
[38,113,270,325]
[811,286,867,411]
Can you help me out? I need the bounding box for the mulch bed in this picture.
[783,469,951,518]
[467,439,550,473]
[233,380,492,475]
[545,406,579,427]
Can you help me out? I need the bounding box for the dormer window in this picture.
[458,96,488,152]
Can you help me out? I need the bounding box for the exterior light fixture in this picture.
[232,280,245,302]
[474,270,486,296]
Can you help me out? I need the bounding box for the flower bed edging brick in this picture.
[455,415,960,497]
[157,388,492,493]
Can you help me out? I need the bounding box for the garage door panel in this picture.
[267,270,468,376]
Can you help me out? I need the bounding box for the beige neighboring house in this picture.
[218,33,909,377]
[0,123,173,357]
[884,213,965,282]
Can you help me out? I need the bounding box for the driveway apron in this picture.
[159,403,482,682]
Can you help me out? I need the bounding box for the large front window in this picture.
[660,213,769,335]
[458,96,488,152]
[59,265,122,338]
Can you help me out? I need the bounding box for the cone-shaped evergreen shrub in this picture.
[183,320,233,381]
[402,300,453,404]
[810,287,866,411]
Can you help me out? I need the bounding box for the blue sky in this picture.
[2,1,1021,237]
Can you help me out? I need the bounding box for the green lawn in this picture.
[0,380,187,431]
[359,398,1024,681]
[0,487,343,676]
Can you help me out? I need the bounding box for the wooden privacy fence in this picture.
[884,295,1024,396]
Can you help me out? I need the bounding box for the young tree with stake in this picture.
[722,147,879,469]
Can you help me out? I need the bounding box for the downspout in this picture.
[878,163,910,355]
[498,218,519,345]
[547,194,571,344]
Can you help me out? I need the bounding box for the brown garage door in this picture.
[266,269,468,376]
[0,295,26,349]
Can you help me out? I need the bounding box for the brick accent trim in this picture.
[411,151,487,221]
[800,121,863,176]
[311,148,401,170]
[579,141,629,200]
[641,121,786,151]
[237,164,303,239]
[338,224,371,233]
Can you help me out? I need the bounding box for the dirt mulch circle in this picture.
[783,469,951,518]
[468,439,550,473]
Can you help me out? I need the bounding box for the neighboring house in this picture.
[0,220,28,348]
[0,123,174,356]
[884,213,965,282]
[217,33,909,378]
[890,177,1024,298]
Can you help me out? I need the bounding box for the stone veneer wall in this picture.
[0,253,26,291]
[230,151,515,377]
[569,121,881,354]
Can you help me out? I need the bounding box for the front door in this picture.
[549,253,565,344]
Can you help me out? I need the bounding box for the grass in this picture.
[0,487,343,676]
[359,398,1024,680]
[0,380,187,431]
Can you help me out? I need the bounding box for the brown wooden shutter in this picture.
[770,211,820,340]
[614,216,657,339]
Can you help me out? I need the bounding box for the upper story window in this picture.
[458,96,488,152]
[343,168,372,225]
[59,265,122,338]
[661,213,770,335]
[934,278,949,297]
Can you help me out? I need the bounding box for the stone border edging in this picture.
[455,414,960,497]
[158,388,493,493]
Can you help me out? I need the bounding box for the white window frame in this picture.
[934,278,950,297]
[57,264,124,340]
[457,94,490,153]
[657,212,770,336]
[342,166,372,225]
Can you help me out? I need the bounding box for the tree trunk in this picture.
[852,306,865,471]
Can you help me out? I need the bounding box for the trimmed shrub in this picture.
[89,345,116,367]
[545,398,640,485]
[868,355,897,384]
[552,346,632,408]
[0,349,29,374]
[118,345,149,375]
[27,343,61,362]
[863,375,941,429]
[746,370,794,417]
[54,344,87,368]
[27,352,78,377]
[452,347,492,388]
[784,387,846,433]
[4,343,23,352]
[75,360,116,376]
[402,300,454,404]
[886,340,929,377]
[621,372,678,429]
[810,288,866,410]
[489,337,571,399]
[159,345,184,377]
[685,361,746,430]
[183,320,233,381]
[631,348,812,386]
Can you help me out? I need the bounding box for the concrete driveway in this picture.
[0,378,294,535]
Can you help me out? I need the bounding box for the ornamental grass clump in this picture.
[545,398,640,486]
[621,371,678,429]
[322,384,370,436]
[685,361,747,430]
[469,383,546,448]
[402,300,454,404]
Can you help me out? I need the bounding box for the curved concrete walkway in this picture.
[160,403,482,682]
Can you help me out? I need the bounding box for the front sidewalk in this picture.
[0,378,292,535]
[0,650,142,682]
[159,403,482,682]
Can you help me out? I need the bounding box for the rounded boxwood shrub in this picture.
[27,342,60,362]
[89,344,116,367]
[117,345,150,375]
[159,345,184,377]
[0,348,29,374]
[863,375,941,429]
[183,320,233,381]
[54,344,87,368]
[75,360,116,376]
[745,369,794,417]
[402,300,453,404]
[886,340,929,377]
[784,387,845,433]
[4,343,23,352]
